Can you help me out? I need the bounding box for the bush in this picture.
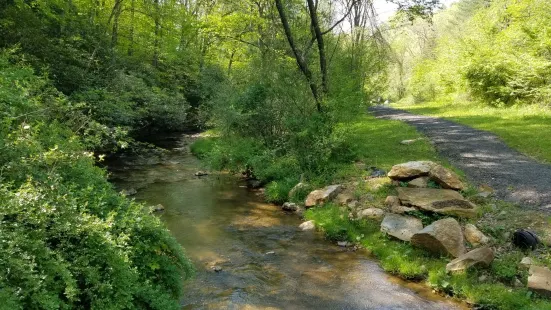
[0,52,192,309]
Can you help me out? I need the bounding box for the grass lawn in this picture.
[393,100,551,163]
[340,114,441,170]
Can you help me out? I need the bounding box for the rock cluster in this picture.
[378,161,496,272]
[387,161,465,190]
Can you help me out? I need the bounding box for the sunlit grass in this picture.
[394,100,551,163]
[339,114,441,170]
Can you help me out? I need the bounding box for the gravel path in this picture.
[369,105,551,209]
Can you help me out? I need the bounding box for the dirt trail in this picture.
[370,106,551,209]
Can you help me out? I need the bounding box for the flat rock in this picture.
[299,220,316,231]
[357,208,385,220]
[397,187,477,218]
[411,218,466,258]
[388,161,434,180]
[429,164,465,190]
[528,266,551,297]
[380,214,423,242]
[408,177,430,188]
[464,224,490,246]
[446,247,494,272]
[304,184,343,208]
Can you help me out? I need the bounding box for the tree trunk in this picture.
[128,0,135,56]
[274,0,321,112]
[306,0,328,95]
[109,0,123,47]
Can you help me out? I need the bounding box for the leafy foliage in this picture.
[388,0,551,107]
[0,53,192,309]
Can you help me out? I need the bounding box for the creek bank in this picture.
[110,134,465,309]
[272,160,551,309]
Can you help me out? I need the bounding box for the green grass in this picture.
[340,114,441,171]
[305,203,551,310]
[189,137,218,159]
[302,113,551,309]
[394,100,551,163]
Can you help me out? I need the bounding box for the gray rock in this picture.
[357,208,385,220]
[464,224,490,246]
[304,184,343,208]
[528,266,551,297]
[411,218,466,258]
[520,257,534,269]
[429,164,465,191]
[299,220,316,231]
[380,214,423,242]
[388,161,434,180]
[282,202,299,212]
[195,171,208,177]
[397,187,477,218]
[445,247,494,272]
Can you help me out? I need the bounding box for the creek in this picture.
[107,134,465,309]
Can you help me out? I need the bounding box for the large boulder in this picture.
[397,187,477,218]
[380,214,423,242]
[429,164,465,191]
[304,184,343,208]
[464,224,490,246]
[528,266,551,297]
[445,247,494,272]
[388,161,433,180]
[357,208,385,220]
[411,218,466,257]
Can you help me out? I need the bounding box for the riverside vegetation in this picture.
[2,0,551,309]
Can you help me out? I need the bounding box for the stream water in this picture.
[107,134,465,310]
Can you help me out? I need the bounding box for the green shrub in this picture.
[0,53,192,309]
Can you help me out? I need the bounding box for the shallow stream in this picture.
[107,134,465,310]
